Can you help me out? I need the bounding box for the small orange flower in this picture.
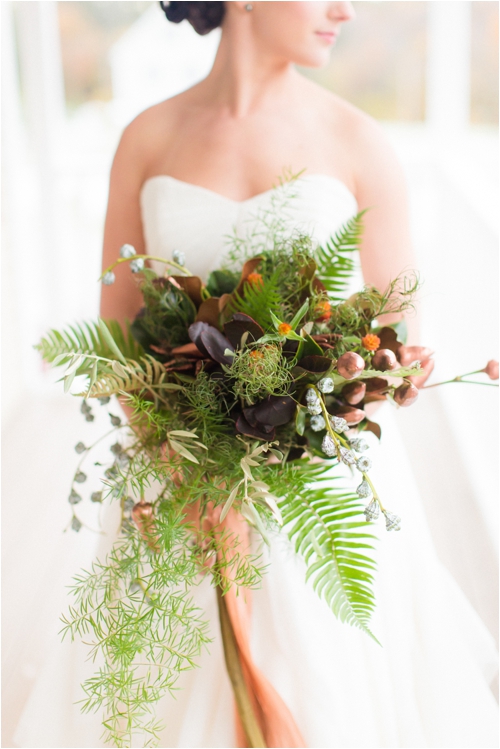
[278,322,292,336]
[246,272,264,287]
[314,300,331,322]
[249,349,265,360]
[361,334,381,352]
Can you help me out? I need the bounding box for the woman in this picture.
[14,3,497,748]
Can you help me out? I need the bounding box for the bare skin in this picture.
[101,1,417,346]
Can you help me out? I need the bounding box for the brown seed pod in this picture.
[372,348,397,372]
[342,381,366,405]
[393,381,419,407]
[337,352,365,380]
[331,405,366,425]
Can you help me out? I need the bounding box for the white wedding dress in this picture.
[12,174,498,749]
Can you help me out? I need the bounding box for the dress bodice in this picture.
[140,174,363,294]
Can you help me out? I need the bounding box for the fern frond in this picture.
[230,269,283,331]
[315,211,366,301]
[36,319,144,365]
[279,463,379,642]
[81,356,181,407]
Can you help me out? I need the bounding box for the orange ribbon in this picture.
[185,501,306,748]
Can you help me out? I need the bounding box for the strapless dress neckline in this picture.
[140,173,357,206]
[140,172,360,285]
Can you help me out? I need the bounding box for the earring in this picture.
[245,3,253,10]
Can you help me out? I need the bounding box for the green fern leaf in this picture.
[36,319,144,366]
[279,463,379,642]
[315,211,366,301]
[229,269,283,331]
[81,356,177,407]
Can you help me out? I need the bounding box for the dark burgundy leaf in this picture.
[243,406,258,428]
[199,327,235,366]
[235,414,276,441]
[223,313,264,349]
[296,355,332,373]
[282,339,299,354]
[252,395,296,427]
[188,321,211,357]
[286,447,306,462]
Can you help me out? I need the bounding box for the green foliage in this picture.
[82,356,182,408]
[274,462,379,641]
[206,269,240,297]
[61,525,209,748]
[131,277,196,352]
[229,344,292,405]
[230,268,283,331]
[36,319,144,365]
[315,212,366,301]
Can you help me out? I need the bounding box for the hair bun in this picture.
[160,2,190,24]
[159,2,225,35]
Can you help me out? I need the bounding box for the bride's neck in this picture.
[201,26,300,117]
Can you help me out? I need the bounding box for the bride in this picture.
[14,2,497,748]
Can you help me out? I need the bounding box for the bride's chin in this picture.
[293,50,333,70]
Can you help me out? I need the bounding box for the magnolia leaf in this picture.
[98,318,127,364]
[252,395,296,427]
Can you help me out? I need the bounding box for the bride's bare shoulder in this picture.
[111,92,191,180]
[315,85,407,199]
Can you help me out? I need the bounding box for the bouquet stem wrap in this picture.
[186,502,305,748]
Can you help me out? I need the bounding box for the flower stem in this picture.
[216,585,267,748]
[423,374,499,389]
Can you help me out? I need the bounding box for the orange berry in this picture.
[314,300,331,322]
[361,334,381,352]
[246,272,264,287]
[278,322,292,336]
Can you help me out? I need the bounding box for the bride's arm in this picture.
[100,119,149,328]
[100,117,153,421]
[351,118,419,344]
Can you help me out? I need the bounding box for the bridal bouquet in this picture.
[37,202,497,747]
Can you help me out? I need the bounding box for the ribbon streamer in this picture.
[185,502,305,748]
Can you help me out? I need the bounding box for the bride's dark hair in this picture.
[159,2,225,35]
